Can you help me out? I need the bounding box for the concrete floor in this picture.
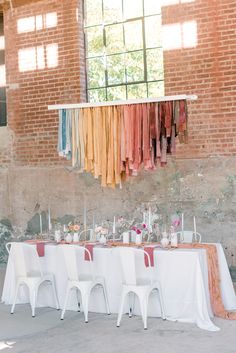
[1,267,236,353]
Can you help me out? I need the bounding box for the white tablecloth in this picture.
[2,243,236,331]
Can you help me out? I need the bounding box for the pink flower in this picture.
[136,229,142,234]
[131,226,137,231]
[142,223,147,229]
[73,224,80,232]
[172,220,180,228]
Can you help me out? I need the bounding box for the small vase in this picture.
[122,232,130,244]
[161,232,169,248]
[135,232,142,245]
[170,232,178,247]
[54,230,61,243]
[73,232,79,243]
[99,234,107,244]
[65,233,72,243]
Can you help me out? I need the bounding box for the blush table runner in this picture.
[178,243,236,320]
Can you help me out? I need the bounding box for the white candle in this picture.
[148,207,151,230]
[39,213,43,234]
[181,213,184,240]
[194,216,196,235]
[83,202,87,230]
[48,206,52,231]
[143,212,146,224]
[93,213,95,231]
[112,216,116,234]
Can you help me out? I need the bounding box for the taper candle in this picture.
[48,206,52,231]
[112,216,116,234]
[193,216,196,236]
[39,213,43,234]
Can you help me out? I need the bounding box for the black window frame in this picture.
[83,0,164,102]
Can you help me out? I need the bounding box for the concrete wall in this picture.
[0,156,236,268]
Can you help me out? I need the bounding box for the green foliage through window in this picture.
[84,0,164,102]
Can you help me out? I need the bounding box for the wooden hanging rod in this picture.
[48,94,198,111]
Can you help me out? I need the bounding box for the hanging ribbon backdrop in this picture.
[50,95,197,187]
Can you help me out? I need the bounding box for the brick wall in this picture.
[3,0,86,166]
[163,0,236,158]
[1,0,236,166]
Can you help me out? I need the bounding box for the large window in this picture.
[0,13,6,126]
[84,0,164,102]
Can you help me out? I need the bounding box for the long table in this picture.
[2,243,236,331]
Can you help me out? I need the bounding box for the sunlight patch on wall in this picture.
[18,44,58,72]
[162,20,197,50]
[17,12,57,34]
[0,36,5,50]
[46,44,58,68]
[0,65,6,87]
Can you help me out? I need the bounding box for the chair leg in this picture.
[29,287,37,318]
[139,294,148,330]
[51,280,60,310]
[128,292,135,318]
[76,289,81,312]
[102,284,110,315]
[157,288,166,320]
[11,282,20,314]
[61,285,71,320]
[117,290,127,327]
[81,290,90,323]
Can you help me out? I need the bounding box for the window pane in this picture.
[87,58,105,88]
[144,0,161,15]
[145,15,162,48]
[105,24,124,54]
[107,86,126,100]
[146,48,164,81]
[124,0,143,19]
[84,0,103,26]
[126,51,144,83]
[148,81,164,97]
[127,83,147,99]
[88,88,106,102]
[103,0,122,24]
[124,20,143,51]
[0,87,6,126]
[107,54,125,85]
[0,50,4,65]
[85,26,104,58]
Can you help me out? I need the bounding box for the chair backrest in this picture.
[61,245,94,281]
[118,247,152,286]
[176,231,202,243]
[6,242,43,278]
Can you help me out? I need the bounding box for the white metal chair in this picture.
[60,245,110,322]
[116,247,166,330]
[176,231,202,243]
[6,242,59,317]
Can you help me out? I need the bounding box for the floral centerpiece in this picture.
[94,226,109,243]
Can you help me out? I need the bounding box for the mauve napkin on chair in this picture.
[84,244,94,261]
[36,242,45,257]
[144,246,155,267]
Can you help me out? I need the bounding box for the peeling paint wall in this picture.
[0,156,236,272]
